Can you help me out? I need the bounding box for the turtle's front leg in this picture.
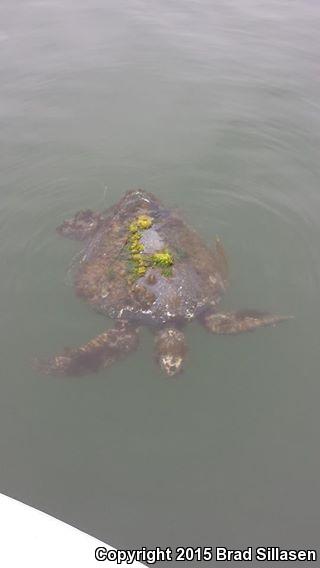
[200,310,293,335]
[35,321,139,376]
[56,210,104,240]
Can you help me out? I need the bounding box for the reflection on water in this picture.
[1,1,320,565]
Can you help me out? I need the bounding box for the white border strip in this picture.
[0,493,144,567]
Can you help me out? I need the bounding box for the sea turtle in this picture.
[37,189,291,377]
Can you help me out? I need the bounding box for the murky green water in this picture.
[1,1,320,565]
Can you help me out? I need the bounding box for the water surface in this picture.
[1,1,320,565]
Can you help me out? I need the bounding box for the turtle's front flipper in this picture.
[200,310,293,335]
[56,210,104,240]
[35,321,139,376]
[154,328,188,377]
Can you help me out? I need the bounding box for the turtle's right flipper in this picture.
[35,322,139,376]
[201,310,293,335]
[56,210,104,240]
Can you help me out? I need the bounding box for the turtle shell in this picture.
[74,190,226,325]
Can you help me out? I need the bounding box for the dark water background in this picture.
[1,1,320,565]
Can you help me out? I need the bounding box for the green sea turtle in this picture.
[37,189,291,377]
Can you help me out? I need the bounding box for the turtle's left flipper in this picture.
[200,310,293,335]
[56,210,104,240]
[35,322,139,376]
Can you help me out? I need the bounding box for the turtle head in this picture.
[154,327,187,377]
[158,353,184,376]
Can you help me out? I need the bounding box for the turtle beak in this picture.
[158,354,184,377]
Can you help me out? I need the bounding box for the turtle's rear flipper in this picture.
[201,310,293,335]
[56,210,104,240]
[35,322,139,376]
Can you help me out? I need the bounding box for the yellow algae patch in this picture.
[127,215,174,280]
[129,223,138,233]
[151,250,174,268]
[136,214,153,230]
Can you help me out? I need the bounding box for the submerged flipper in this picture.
[35,321,139,376]
[154,327,188,377]
[56,210,104,240]
[201,310,293,335]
